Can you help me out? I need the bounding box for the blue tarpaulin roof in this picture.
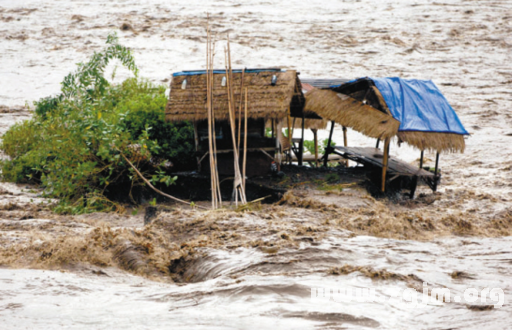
[369,77,468,135]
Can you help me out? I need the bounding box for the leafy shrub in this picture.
[0,33,194,213]
[303,138,336,155]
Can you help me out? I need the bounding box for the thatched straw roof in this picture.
[165,70,304,122]
[398,131,465,153]
[304,89,400,139]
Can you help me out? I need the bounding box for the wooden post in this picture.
[410,150,424,199]
[434,152,440,191]
[381,137,390,192]
[287,114,292,164]
[299,112,305,166]
[342,126,348,166]
[324,121,335,167]
[375,139,380,149]
[193,122,200,171]
[312,129,318,167]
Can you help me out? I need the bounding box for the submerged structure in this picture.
[165,68,306,176]
[303,77,469,196]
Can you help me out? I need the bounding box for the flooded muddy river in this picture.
[1,235,511,329]
[0,0,511,328]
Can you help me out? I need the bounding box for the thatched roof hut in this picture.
[165,69,304,122]
[303,77,468,153]
[330,77,468,153]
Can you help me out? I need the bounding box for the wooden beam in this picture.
[313,129,318,167]
[299,111,305,166]
[287,114,292,164]
[342,126,348,167]
[381,137,390,192]
[324,121,335,167]
[434,152,440,191]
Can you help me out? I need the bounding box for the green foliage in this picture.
[325,173,340,183]
[321,138,336,152]
[303,140,316,155]
[0,34,194,214]
[302,138,336,155]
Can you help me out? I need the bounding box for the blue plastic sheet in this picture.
[370,77,468,135]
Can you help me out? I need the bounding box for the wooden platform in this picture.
[333,146,435,178]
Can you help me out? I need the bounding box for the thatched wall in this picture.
[304,89,400,139]
[166,70,302,122]
[398,131,465,153]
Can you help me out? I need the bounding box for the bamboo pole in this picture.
[206,23,216,209]
[243,87,248,192]
[237,68,245,153]
[206,20,221,208]
[381,137,390,192]
[224,38,246,204]
[120,153,206,210]
[211,40,222,206]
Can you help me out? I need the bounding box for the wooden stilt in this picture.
[243,88,248,191]
[410,150,424,199]
[287,114,292,164]
[225,37,246,205]
[381,137,390,192]
[342,126,348,166]
[434,152,440,192]
[299,111,305,166]
[313,129,318,167]
[324,121,335,167]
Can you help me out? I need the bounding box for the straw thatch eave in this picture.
[165,70,302,122]
[304,89,400,139]
[398,131,466,153]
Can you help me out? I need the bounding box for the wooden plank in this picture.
[334,146,435,178]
